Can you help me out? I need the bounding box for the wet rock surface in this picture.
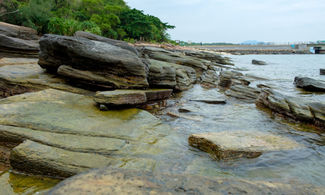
[257,89,325,129]
[252,59,267,65]
[39,34,149,89]
[225,85,261,102]
[294,76,325,92]
[321,69,325,75]
[0,89,171,177]
[47,168,325,195]
[189,131,301,160]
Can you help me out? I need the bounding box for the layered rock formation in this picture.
[0,22,39,57]
[0,89,171,177]
[39,34,149,89]
[257,89,325,129]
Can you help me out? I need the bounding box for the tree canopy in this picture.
[0,0,175,42]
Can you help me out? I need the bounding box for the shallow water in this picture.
[156,55,325,186]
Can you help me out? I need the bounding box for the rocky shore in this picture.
[0,22,324,193]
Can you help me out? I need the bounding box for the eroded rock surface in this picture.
[39,34,149,89]
[189,131,301,160]
[0,58,90,98]
[0,89,171,177]
[294,77,325,92]
[257,89,325,129]
[47,168,325,195]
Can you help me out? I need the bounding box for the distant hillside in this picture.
[0,0,175,42]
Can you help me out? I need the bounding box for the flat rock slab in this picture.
[94,89,172,107]
[294,77,325,92]
[190,99,226,104]
[47,168,325,195]
[189,131,301,160]
[0,89,170,177]
[0,61,90,97]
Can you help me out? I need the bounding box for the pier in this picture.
[307,44,325,54]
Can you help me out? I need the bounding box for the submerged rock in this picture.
[252,59,267,65]
[188,131,301,160]
[0,89,171,177]
[257,89,325,129]
[294,77,325,92]
[39,34,149,89]
[47,168,325,195]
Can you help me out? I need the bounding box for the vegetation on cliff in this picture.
[0,0,175,42]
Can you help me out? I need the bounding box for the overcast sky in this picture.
[126,0,325,43]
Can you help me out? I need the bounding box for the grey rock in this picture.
[0,22,39,40]
[147,59,177,88]
[252,59,267,65]
[47,168,325,195]
[0,34,39,56]
[74,31,138,55]
[321,69,325,75]
[38,34,149,89]
[294,77,325,92]
[256,89,325,128]
[183,50,233,65]
[225,85,261,102]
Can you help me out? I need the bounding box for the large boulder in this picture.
[0,89,171,177]
[74,31,138,55]
[294,77,325,92]
[218,71,250,88]
[47,168,325,195]
[256,89,325,129]
[0,22,39,40]
[38,34,149,89]
[189,131,301,160]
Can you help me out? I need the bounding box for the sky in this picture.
[126,0,325,43]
